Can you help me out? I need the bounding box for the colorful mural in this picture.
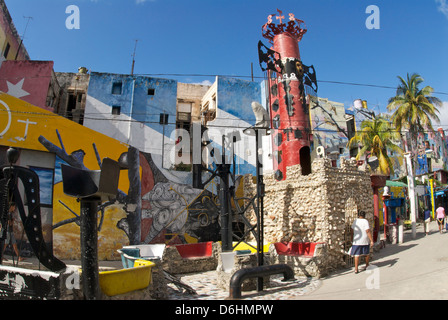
[202,76,272,177]
[378,186,407,226]
[0,93,220,260]
[204,77,355,176]
[406,129,448,176]
[84,72,178,167]
[309,97,350,162]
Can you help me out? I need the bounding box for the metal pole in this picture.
[404,153,417,239]
[131,40,138,75]
[161,112,166,169]
[219,163,232,252]
[256,128,265,291]
[382,195,390,240]
[430,179,435,219]
[15,16,32,60]
[80,197,100,300]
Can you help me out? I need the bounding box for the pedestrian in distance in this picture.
[436,205,446,234]
[424,209,431,236]
[350,210,374,274]
[2,202,23,262]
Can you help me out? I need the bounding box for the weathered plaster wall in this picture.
[309,97,350,163]
[177,82,210,123]
[201,76,273,176]
[0,60,56,111]
[84,72,178,166]
[0,0,30,62]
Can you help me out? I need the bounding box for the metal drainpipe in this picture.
[255,129,264,291]
[127,79,136,145]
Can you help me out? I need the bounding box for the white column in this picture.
[404,152,417,239]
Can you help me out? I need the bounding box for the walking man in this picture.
[424,209,431,236]
[350,210,374,274]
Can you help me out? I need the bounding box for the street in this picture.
[3,221,447,301]
[301,220,448,300]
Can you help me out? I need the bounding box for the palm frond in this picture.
[388,73,441,135]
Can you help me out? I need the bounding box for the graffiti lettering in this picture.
[0,100,11,137]
[16,119,37,141]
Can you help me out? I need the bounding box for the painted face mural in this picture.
[141,182,220,244]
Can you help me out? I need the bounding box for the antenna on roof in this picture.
[131,39,138,75]
[15,16,33,60]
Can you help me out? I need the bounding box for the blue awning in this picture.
[423,187,448,197]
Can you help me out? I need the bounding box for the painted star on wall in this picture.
[6,78,30,99]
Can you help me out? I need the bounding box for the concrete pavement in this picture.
[301,220,448,300]
[3,220,447,300]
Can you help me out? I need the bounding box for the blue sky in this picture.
[5,0,448,123]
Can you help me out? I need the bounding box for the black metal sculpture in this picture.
[0,147,66,272]
[60,156,122,300]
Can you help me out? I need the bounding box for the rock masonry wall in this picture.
[243,158,374,273]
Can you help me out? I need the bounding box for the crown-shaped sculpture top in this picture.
[262,9,307,43]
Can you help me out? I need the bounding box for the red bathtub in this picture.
[273,242,324,257]
[172,241,213,259]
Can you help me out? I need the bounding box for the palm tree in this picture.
[387,73,441,240]
[348,116,402,176]
[387,73,442,137]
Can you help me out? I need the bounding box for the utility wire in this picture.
[1,109,447,135]
[0,73,446,95]
[135,73,448,96]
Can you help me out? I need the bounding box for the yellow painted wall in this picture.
[0,93,132,260]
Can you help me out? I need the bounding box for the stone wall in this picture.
[243,158,374,274]
[161,242,219,274]
[267,243,328,278]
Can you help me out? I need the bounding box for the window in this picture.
[112,106,121,115]
[178,102,192,113]
[29,167,54,207]
[3,43,10,59]
[159,113,169,125]
[112,82,123,95]
[67,94,77,111]
[147,88,155,95]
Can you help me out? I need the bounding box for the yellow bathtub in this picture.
[99,259,155,296]
[232,242,271,253]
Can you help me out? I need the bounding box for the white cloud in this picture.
[436,0,448,19]
[195,80,213,86]
[437,101,448,130]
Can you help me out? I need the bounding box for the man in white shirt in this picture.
[350,210,374,273]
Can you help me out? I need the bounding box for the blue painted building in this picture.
[84,72,357,184]
[84,72,178,168]
[201,76,271,177]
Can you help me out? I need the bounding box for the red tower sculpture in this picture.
[261,9,313,181]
